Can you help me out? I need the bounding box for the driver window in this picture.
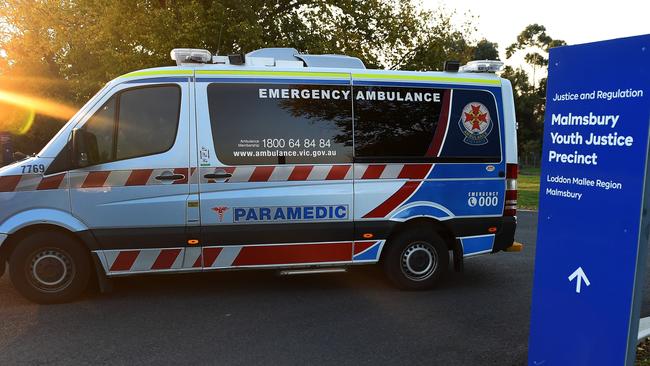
[81,85,180,166]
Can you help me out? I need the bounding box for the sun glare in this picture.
[0,90,77,134]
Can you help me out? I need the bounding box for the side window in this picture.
[84,97,115,163]
[437,89,501,161]
[353,86,501,162]
[82,85,181,165]
[115,87,180,160]
[354,85,447,159]
[207,83,353,165]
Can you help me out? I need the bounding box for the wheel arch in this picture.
[381,217,462,269]
[0,209,97,262]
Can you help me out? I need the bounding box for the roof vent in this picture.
[294,54,365,69]
[246,48,365,69]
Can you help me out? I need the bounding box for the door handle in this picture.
[155,174,185,181]
[204,173,232,179]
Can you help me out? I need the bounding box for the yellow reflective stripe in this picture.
[352,73,501,86]
[196,70,349,78]
[120,70,194,78]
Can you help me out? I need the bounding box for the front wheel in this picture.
[9,231,91,304]
[383,228,449,290]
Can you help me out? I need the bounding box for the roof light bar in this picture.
[460,60,504,73]
[170,48,212,66]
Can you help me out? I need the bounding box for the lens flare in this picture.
[0,90,77,135]
[0,90,77,121]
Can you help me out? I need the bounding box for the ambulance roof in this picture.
[113,63,503,88]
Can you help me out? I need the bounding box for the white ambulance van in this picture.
[0,48,519,303]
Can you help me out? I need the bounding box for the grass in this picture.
[518,167,540,211]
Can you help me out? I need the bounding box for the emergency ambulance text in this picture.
[258,88,441,103]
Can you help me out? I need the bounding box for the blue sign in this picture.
[529,35,650,365]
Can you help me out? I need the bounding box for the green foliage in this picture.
[501,24,565,164]
[517,167,540,209]
[473,39,499,60]
[392,10,481,71]
[505,23,566,62]
[0,0,497,154]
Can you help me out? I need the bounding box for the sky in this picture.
[422,0,650,80]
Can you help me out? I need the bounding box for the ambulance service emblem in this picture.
[212,206,229,222]
[458,102,493,145]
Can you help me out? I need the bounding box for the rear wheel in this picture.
[383,228,449,290]
[9,231,91,304]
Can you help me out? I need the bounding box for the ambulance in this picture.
[0,48,519,303]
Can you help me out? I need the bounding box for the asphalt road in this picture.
[0,211,647,365]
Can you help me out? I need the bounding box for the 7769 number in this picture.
[21,164,46,174]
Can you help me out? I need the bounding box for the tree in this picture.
[0,0,496,153]
[506,23,566,88]
[473,39,499,60]
[501,24,565,165]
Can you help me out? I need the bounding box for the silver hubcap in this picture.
[401,242,438,281]
[28,249,75,292]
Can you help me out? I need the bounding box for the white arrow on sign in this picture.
[568,267,590,294]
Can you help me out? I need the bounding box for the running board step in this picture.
[279,268,347,276]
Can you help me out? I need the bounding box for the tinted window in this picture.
[116,87,180,160]
[437,89,501,161]
[353,86,501,162]
[354,85,447,158]
[84,97,115,163]
[207,83,352,165]
[82,85,180,165]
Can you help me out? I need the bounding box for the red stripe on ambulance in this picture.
[426,89,452,157]
[363,181,421,218]
[151,249,182,270]
[36,173,66,190]
[249,166,275,182]
[82,171,111,188]
[201,247,223,267]
[326,165,351,180]
[398,164,432,179]
[232,242,352,266]
[125,169,153,186]
[361,165,386,179]
[110,250,140,271]
[0,175,22,192]
[353,241,376,255]
[288,166,313,181]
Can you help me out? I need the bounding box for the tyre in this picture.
[383,228,449,290]
[9,231,91,304]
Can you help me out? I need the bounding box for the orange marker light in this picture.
[488,227,497,233]
[362,233,374,239]
[187,239,200,245]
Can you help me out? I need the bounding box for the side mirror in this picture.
[71,128,90,168]
[12,151,26,162]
